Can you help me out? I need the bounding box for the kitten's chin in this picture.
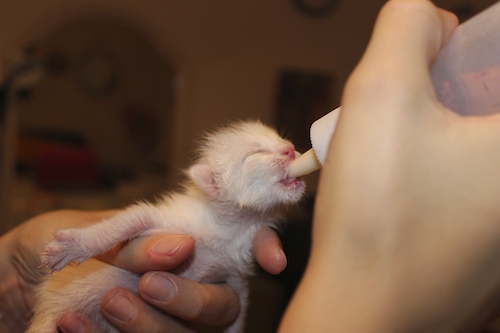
[279,177,301,188]
[278,177,306,202]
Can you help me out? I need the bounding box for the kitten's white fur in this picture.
[27,121,306,333]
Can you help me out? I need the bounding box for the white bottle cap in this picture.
[310,107,341,165]
[288,107,341,178]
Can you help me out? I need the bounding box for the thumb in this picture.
[58,312,106,333]
[342,0,458,114]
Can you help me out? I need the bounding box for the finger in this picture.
[138,271,240,326]
[343,0,458,109]
[373,0,457,66]
[253,227,287,275]
[96,233,195,273]
[101,288,196,333]
[58,312,104,333]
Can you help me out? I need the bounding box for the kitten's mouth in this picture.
[277,158,303,188]
[279,176,302,188]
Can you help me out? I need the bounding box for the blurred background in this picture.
[0,0,498,331]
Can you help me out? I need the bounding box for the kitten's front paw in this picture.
[41,229,87,271]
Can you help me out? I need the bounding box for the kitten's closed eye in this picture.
[244,149,271,161]
[255,149,272,155]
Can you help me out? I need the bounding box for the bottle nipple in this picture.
[288,149,322,178]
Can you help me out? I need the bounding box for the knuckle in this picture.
[189,286,211,320]
[188,284,240,325]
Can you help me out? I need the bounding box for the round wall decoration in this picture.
[291,0,340,17]
[75,50,120,97]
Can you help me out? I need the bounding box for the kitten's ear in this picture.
[188,164,219,200]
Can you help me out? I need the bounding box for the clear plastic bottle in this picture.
[431,1,500,116]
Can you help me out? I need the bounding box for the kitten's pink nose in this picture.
[282,147,296,159]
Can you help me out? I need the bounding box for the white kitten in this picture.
[27,121,306,333]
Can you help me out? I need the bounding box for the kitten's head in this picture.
[188,121,305,211]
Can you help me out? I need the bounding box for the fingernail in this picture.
[142,271,177,303]
[151,235,190,256]
[57,314,85,333]
[102,291,136,323]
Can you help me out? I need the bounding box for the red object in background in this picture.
[35,143,99,189]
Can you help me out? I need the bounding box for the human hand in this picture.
[77,224,285,333]
[0,210,118,333]
[0,209,286,333]
[281,0,500,332]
